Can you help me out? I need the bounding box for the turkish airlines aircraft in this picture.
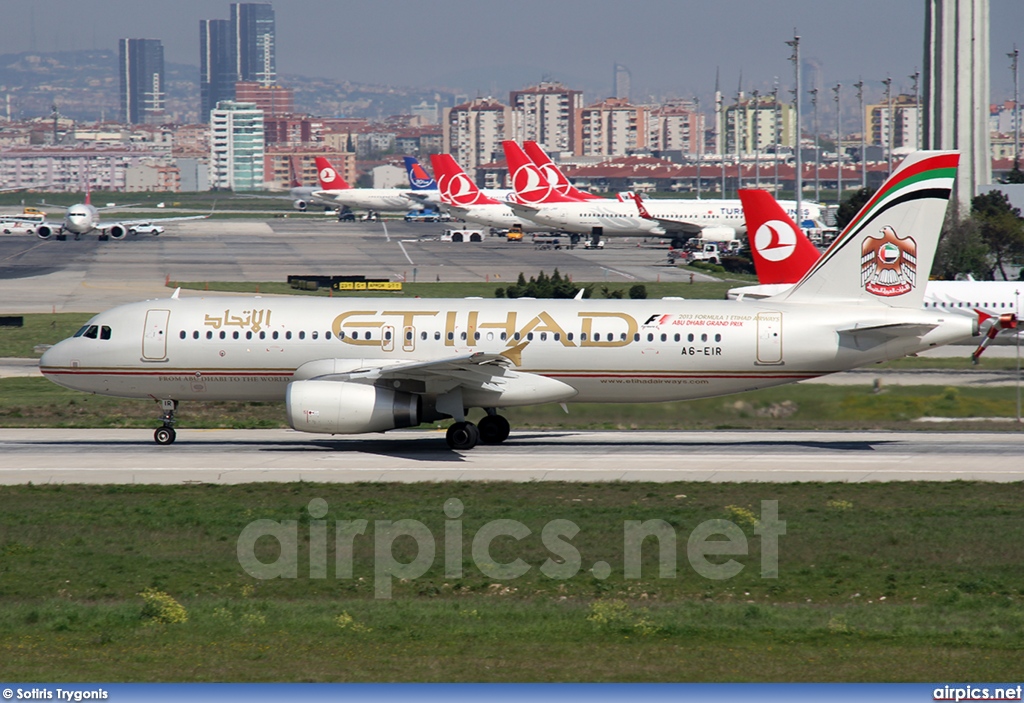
[429,154,554,232]
[502,141,819,248]
[521,141,603,201]
[729,187,1022,352]
[40,152,975,449]
[16,192,207,241]
[310,157,422,213]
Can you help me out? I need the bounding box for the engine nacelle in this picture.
[36,225,54,240]
[286,380,422,435]
[292,199,308,211]
[108,225,128,240]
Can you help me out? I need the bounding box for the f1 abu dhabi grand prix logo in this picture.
[439,173,481,207]
[860,225,917,297]
[511,164,554,204]
[753,220,798,262]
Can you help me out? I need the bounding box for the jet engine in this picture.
[286,380,426,435]
[108,225,128,240]
[36,225,54,240]
[292,199,308,211]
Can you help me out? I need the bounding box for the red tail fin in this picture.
[738,189,821,285]
[314,157,350,190]
[522,140,601,201]
[429,154,499,207]
[502,141,579,205]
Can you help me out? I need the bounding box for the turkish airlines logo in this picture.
[538,163,569,194]
[753,220,798,262]
[319,167,337,184]
[410,163,433,189]
[439,173,480,207]
[512,164,553,204]
[860,225,917,297]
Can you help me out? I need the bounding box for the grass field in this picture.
[0,481,1022,681]
[0,376,1021,430]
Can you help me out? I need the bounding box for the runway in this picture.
[1,428,1022,484]
[0,219,702,313]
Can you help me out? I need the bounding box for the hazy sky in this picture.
[3,0,1023,101]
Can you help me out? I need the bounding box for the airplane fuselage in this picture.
[41,295,973,406]
[63,203,100,235]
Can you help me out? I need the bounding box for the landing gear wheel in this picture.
[445,421,479,450]
[569,233,580,246]
[154,426,176,445]
[671,237,687,249]
[477,414,510,444]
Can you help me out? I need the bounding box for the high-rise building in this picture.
[442,98,514,176]
[924,0,991,209]
[119,39,165,125]
[647,101,706,155]
[200,19,236,122]
[867,94,920,151]
[577,97,647,157]
[210,101,265,191]
[613,63,631,101]
[232,3,276,87]
[719,98,795,155]
[509,81,583,154]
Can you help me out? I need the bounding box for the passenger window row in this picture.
[176,329,723,344]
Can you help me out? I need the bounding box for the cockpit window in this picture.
[100,326,111,340]
[82,325,99,339]
[73,325,90,338]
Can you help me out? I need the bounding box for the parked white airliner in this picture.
[40,152,974,449]
[502,141,820,248]
[430,154,553,232]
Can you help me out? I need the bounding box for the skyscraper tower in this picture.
[613,63,631,101]
[119,38,165,125]
[200,19,237,121]
[923,0,991,211]
[232,3,276,87]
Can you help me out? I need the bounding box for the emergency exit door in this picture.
[142,309,170,361]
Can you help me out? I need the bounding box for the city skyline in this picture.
[3,0,1023,105]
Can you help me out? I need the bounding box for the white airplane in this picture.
[503,141,821,248]
[39,151,976,449]
[7,193,208,241]
[429,153,554,232]
[729,186,1022,356]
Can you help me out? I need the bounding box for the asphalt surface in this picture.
[1,428,1021,484]
[0,218,706,313]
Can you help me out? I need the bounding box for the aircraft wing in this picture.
[837,322,939,351]
[630,194,702,235]
[109,214,210,228]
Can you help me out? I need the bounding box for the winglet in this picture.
[171,287,181,299]
[632,192,653,220]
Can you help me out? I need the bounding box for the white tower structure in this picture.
[923,0,991,211]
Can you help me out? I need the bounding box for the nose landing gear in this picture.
[154,399,178,445]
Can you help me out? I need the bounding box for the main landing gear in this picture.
[445,410,511,450]
[154,399,178,445]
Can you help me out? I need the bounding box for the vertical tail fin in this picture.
[777,151,959,307]
[522,140,601,201]
[738,189,821,285]
[429,154,500,207]
[403,156,437,191]
[314,157,351,190]
[502,141,580,205]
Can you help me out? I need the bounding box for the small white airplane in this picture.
[7,193,208,241]
[729,186,1021,357]
[429,153,554,232]
[40,151,976,449]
